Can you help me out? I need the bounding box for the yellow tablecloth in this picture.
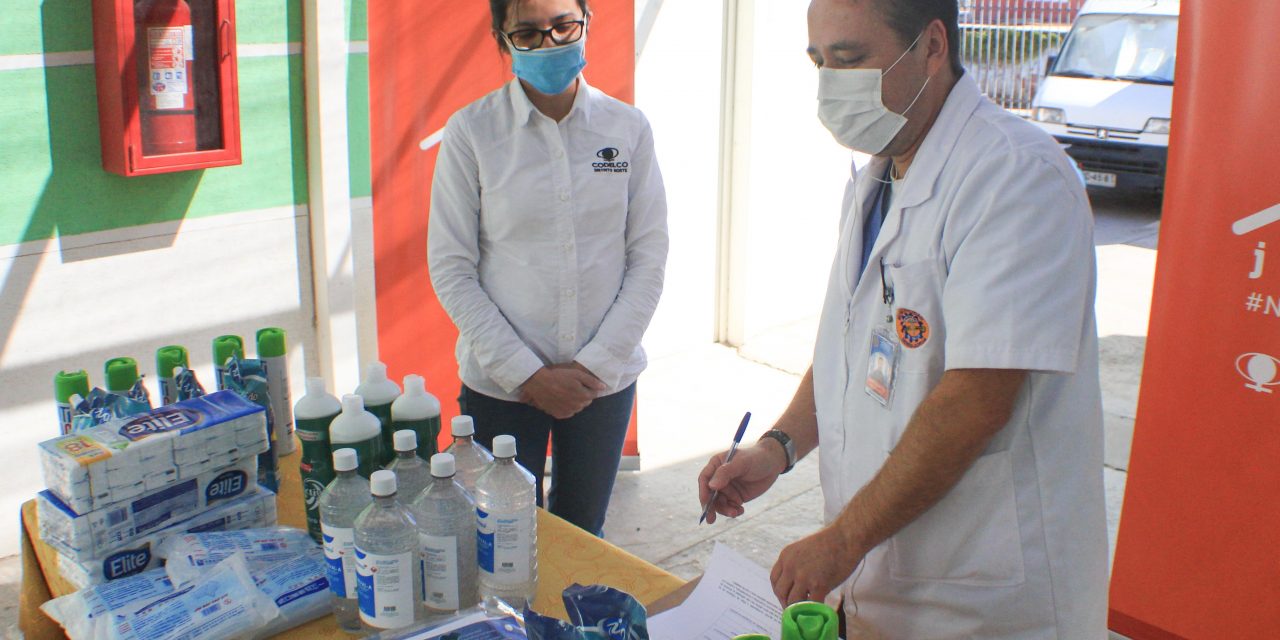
[19,446,685,638]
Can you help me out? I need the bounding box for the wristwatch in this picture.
[758,429,796,474]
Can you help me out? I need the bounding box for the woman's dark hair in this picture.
[490,0,591,54]
[874,0,964,76]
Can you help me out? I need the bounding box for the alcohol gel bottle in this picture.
[330,395,385,480]
[320,448,372,633]
[411,453,479,618]
[257,327,295,455]
[355,470,423,632]
[475,435,537,610]
[386,430,432,502]
[54,370,90,435]
[356,363,402,467]
[444,415,493,496]
[391,375,441,460]
[211,335,244,391]
[297,377,341,542]
[155,345,188,405]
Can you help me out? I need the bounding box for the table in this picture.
[19,447,687,638]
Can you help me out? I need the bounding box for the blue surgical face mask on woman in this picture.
[510,35,587,95]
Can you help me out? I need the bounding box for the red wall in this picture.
[367,1,636,451]
[1108,0,1280,636]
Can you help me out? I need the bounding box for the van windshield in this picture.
[1051,13,1178,85]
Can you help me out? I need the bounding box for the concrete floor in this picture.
[0,191,1159,638]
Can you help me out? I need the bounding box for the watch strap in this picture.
[759,429,796,474]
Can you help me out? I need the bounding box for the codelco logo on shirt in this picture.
[593,147,629,173]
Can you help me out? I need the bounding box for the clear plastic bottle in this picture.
[391,374,442,460]
[443,415,493,496]
[474,435,537,610]
[355,362,402,467]
[411,453,480,618]
[318,448,372,633]
[355,470,424,632]
[386,430,432,502]
[329,394,384,479]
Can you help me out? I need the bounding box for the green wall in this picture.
[0,0,309,246]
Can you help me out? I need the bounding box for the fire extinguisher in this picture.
[137,0,196,155]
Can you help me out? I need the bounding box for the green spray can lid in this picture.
[104,357,139,392]
[732,636,772,640]
[54,370,91,403]
[781,602,838,640]
[212,335,245,367]
[256,327,287,358]
[156,345,189,379]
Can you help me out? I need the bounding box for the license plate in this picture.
[1082,170,1116,188]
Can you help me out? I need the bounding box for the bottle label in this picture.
[295,414,335,443]
[420,533,459,609]
[302,468,331,540]
[322,524,357,598]
[476,507,533,584]
[356,548,416,628]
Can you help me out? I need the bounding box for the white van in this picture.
[1030,0,1179,193]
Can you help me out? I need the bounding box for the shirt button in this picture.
[554,149,565,159]
[563,289,575,298]
[561,334,573,341]
[559,190,570,201]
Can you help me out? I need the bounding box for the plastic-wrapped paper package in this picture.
[107,553,279,640]
[41,568,175,640]
[243,548,332,639]
[525,584,649,640]
[158,526,317,580]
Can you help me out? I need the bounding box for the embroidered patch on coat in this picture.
[895,308,930,349]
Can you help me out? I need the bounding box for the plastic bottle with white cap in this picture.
[390,375,441,460]
[411,452,479,617]
[443,415,493,496]
[355,362,402,466]
[355,470,423,631]
[319,448,372,633]
[330,395,384,479]
[386,430,432,501]
[474,434,537,610]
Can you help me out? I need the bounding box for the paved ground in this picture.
[0,190,1160,638]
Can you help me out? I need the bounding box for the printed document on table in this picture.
[648,542,784,639]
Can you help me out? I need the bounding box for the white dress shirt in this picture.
[428,78,668,402]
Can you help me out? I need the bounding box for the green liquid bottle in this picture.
[355,362,401,466]
[390,374,442,460]
[295,377,341,542]
[329,394,384,480]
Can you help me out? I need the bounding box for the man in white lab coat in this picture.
[698,0,1108,637]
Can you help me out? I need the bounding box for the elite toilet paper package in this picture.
[38,456,259,560]
[39,391,269,513]
[54,488,277,589]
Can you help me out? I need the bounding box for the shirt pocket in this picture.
[887,449,1026,587]
[573,137,631,239]
[884,257,944,374]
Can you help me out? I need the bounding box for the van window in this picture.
[1051,13,1178,84]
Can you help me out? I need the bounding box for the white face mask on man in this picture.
[816,30,931,155]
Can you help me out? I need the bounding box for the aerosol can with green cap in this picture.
[155,345,188,405]
[330,394,385,479]
[54,370,90,435]
[256,327,295,455]
[105,357,150,406]
[296,377,342,542]
[212,335,244,391]
[391,375,441,460]
[355,362,401,466]
[781,601,839,640]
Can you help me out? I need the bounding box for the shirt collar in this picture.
[507,76,594,127]
[887,72,982,210]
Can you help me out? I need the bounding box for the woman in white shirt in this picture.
[428,0,668,535]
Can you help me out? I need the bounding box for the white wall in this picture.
[0,208,323,556]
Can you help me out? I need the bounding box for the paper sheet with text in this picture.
[648,542,784,639]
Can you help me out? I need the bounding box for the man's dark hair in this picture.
[490,0,591,54]
[874,0,964,76]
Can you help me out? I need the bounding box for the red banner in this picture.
[1108,0,1280,636]
[368,1,638,454]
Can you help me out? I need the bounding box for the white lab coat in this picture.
[811,75,1108,638]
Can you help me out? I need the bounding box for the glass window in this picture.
[1052,13,1178,84]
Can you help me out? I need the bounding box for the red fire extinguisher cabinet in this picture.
[92,0,242,176]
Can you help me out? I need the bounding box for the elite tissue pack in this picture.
[37,456,259,560]
[38,391,269,513]
[54,488,278,589]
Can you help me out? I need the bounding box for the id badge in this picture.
[865,328,900,407]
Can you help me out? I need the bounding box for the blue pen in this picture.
[700,411,752,525]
